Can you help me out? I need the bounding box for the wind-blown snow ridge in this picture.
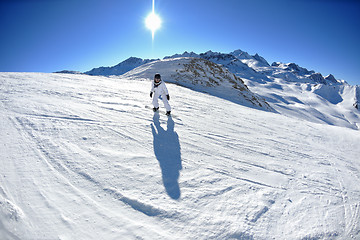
[1,72,360,239]
[85,57,158,76]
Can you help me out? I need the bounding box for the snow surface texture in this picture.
[1,72,360,239]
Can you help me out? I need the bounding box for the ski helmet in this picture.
[154,73,161,80]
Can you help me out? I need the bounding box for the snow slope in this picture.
[240,74,360,130]
[1,72,360,239]
[85,57,157,76]
[242,77,360,130]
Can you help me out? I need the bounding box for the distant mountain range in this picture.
[83,49,347,86]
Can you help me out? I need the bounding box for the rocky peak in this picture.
[253,53,270,66]
[230,49,252,59]
[325,74,338,84]
[310,73,326,84]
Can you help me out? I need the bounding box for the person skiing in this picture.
[150,73,171,115]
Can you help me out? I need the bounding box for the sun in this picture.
[145,0,162,40]
[146,12,161,40]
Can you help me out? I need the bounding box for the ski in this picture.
[145,105,177,118]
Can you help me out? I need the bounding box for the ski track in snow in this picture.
[0,72,360,239]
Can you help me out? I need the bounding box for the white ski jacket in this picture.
[151,80,169,96]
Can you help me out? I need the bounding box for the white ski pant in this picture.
[153,92,171,112]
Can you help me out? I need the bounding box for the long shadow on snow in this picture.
[151,114,182,200]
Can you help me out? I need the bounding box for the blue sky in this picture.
[1,0,359,85]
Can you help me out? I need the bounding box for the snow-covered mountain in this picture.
[79,49,360,129]
[123,57,273,112]
[163,50,271,84]
[165,50,346,86]
[54,70,83,74]
[85,57,157,76]
[245,75,360,129]
[84,49,346,86]
[1,72,359,239]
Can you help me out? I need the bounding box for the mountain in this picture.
[271,62,315,76]
[230,49,270,68]
[122,57,273,112]
[199,51,271,83]
[83,49,345,86]
[325,74,340,84]
[163,49,346,86]
[54,70,83,74]
[163,51,199,59]
[164,50,271,83]
[81,49,359,128]
[353,85,360,109]
[245,76,360,129]
[85,57,157,76]
[82,49,345,86]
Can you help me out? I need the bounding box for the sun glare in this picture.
[146,12,161,39]
[145,0,161,40]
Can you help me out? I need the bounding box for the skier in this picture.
[150,73,171,115]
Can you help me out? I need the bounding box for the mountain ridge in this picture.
[82,49,348,86]
[85,57,158,76]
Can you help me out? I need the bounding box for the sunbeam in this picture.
[145,0,162,40]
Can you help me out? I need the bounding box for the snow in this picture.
[1,72,360,239]
[81,49,360,130]
[85,57,157,76]
[243,76,360,130]
[123,57,273,112]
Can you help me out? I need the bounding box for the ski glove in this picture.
[167,94,170,100]
[150,92,153,98]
